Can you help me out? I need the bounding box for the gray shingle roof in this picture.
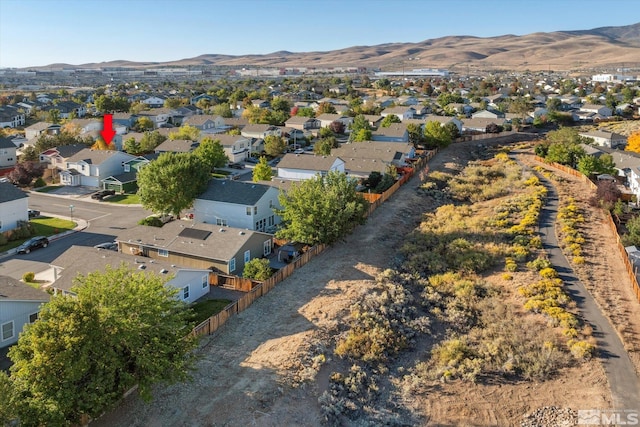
[65,148,129,164]
[197,179,271,205]
[0,182,28,203]
[278,153,342,171]
[0,137,16,149]
[0,275,50,302]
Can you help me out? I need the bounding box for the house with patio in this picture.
[58,148,136,188]
[194,179,281,232]
[578,130,627,149]
[116,221,273,275]
[46,246,211,303]
[0,276,50,348]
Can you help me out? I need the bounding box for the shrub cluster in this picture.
[557,197,586,264]
[0,221,35,245]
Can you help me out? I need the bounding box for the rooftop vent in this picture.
[138,264,146,270]
[219,228,225,232]
[239,231,245,235]
[160,269,168,274]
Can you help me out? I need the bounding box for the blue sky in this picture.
[0,0,638,68]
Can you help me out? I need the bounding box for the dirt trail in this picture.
[92,139,635,427]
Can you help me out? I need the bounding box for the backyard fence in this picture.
[191,148,440,338]
[535,156,640,303]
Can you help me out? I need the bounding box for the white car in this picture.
[294,149,304,154]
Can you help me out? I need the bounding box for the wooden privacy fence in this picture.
[191,244,327,338]
[534,156,640,303]
[191,149,442,338]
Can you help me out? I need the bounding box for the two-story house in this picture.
[211,134,253,163]
[0,182,29,233]
[25,122,61,140]
[381,106,415,121]
[182,115,225,132]
[277,153,345,181]
[58,148,136,187]
[1,276,50,349]
[194,179,281,232]
[0,137,18,168]
[284,116,320,131]
[579,130,627,149]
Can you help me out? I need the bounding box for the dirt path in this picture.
[534,167,640,411]
[91,139,633,427]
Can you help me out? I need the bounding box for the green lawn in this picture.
[106,194,140,204]
[189,299,233,325]
[0,217,75,252]
[35,186,63,193]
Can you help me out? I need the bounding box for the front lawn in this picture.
[0,217,75,252]
[189,299,233,325]
[105,194,140,205]
[35,186,63,193]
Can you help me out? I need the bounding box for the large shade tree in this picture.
[276,170,368,245]
[6,265,197,426]
[193,137,228,171]
[137,152,210,217]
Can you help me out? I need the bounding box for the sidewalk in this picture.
[0,214,88,260]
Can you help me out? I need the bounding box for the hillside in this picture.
[25,22,640,72]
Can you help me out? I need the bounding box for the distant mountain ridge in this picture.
[24,22,640,72]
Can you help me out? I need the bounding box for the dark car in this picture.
[28,209,40,218]
[17,236,49,254]
[91,189,116,200]
[228,162,245,169]
[93,241,118,251]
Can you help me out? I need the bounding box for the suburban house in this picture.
[362,115,384,129]
[332,142,415,179]
[0,182,29,232]
[46,246,211,304]
[112,112,138,129]
[116,221,274,276]
[423,115,464,133]
[39,144,88,170]
[141,95,166,108]
[100,154,155,193]
[0,276,50,348]
[190,93,216,105]
[251,99,270,108]
[211,134,252,163]
[277,153,345,181]
[371,125,410,143]
[50,101,86,118]
[0,137,18,168]
[461,117,505,133]
[24,122,61,140]
[0,105,26,128]
[241,124,281,140]
[380,106,415,121]
[579,104,613,118]
[316,113,353,129]
[284,116,320,131]
[154,139,199,154]
[193,179,282,232]
[579,130,627,149]
[472,109,505,119]
[137,108,175,128]
[182,115,225,132]
[58,148,136,188]
[587,146,640,201]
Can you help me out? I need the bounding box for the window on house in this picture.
[1,321,14,341]
[246,207,251,216]
[124,164,130,172]
[202,275,208,288]
[158,249,168,257]
[29,312,39,323]
[229,257,236,273]
[264,240,272,256]
[216,218,227,226]
[182,286,190,300]
[254,206,258,215]
[244,250,250,263]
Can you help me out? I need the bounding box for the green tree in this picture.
[276,170,368,245]
[7,265,197,426]
[46,108,60,124]
[270,97,291,113]
[576,155,600,177]
[193,137,228,171]
[316,102,336,115]
[380,114,401,127]
[352,128,372,142]
[164,98,182,109]
[169,124,200,141]
[406,122,424,147]
[314,136,337,155]
[264,134,287,157]
[424,121,452,148]
[243,258,273,280]
[252,157,273,182]
[544,127,587,167]
[437,93,463,108]
[139,131,167,153]
[212,103,232,118]
[296,107,316,117]
[123,137,141,155]
[137,152,209,217]
[546,97,562,112]
[134,116,154,132]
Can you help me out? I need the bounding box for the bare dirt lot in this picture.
[93,138,639,427]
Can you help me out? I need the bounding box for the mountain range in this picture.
[29,22,640,72]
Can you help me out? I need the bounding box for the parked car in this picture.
[28,209,40,218]
[245,157,259,164]
[94,241,118,251]
[17,236,49,254]
[91,189,116,200]
[294,149,305,154]
[228,162,245,169]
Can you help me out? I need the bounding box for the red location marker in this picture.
[100,114,116,145]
